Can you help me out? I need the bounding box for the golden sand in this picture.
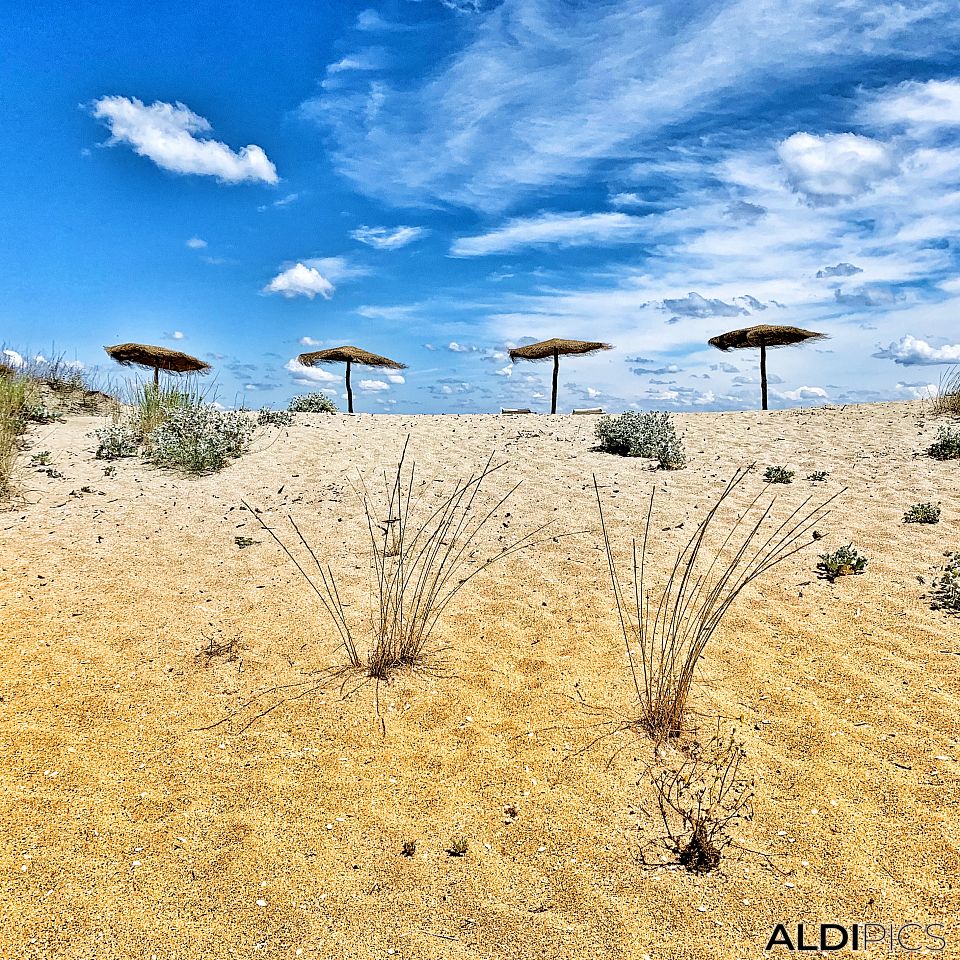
[1,402,957,958]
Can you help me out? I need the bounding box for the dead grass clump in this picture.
[595,466,836,741]
[0,372,31,497]
[247,439,547,683]
[930,366,960,418]
[642,727,753,873]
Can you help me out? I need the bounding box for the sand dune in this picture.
[1,403,957,958]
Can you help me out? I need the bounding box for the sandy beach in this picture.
[1,402,958,958]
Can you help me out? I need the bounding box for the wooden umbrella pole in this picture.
[760,344,768,410]
[153,365,159,389]
[551,348,559,414]
[345,359,354,414]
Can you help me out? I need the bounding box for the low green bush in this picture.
[145,407,254,474]
[288,393,338,414]
[595,411,686,469]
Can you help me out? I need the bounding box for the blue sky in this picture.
[3,0,960,413]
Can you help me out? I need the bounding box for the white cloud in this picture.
[776,385,829,401]
[495,364,513,377]
[264,263,335,299]
[387,373,406,384]
[92,96,278,184]
[284,358,338,383]
[351,225,427,249]
[874,335,960,365]
[447,341,477,352]
[452,212,645,256]
[359,379,390,391]
[2,349,24,368]
[186,237,207,249]
[168,330,185,340]
[610,192,650,207]
[777,132,897,201]
[861,78,960,133]
[299,336,323,347]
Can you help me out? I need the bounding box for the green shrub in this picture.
[903,502,940,524]
[93,423,140,460]
[806,470,829,482]
[763,465,794,484]
[30,451,52,466]
[24,403,62,424]
[931,552,960,612]
[288,393,338,414]
[145,406,253,474]
[257,407,294,427]
[928,426,960,461]
[595,411,686,469]
[817,544,867,581]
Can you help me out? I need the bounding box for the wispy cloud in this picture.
[452,212,645,256]
[351,224,427,249]
[91,96,278,184]
[186,237,207,249]
[309,0,958,211]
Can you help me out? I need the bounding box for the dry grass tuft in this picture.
[595,465,837,741]
[247,438,549,685]
[0,371,31,498]
[930,366,960,418]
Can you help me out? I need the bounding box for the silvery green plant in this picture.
[931,552,960,612]
[92,422,140,460]
[288,392,338,414]
[763,466,795,484]
[928,426,960,461]
[595,411,686,469]
[903,502,941,524]
[257,407,294,427]
[145,406,253,474]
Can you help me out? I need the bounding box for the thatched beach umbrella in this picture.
[104,342,211,387]
[508,338,613,414]
[296,345,406,414]
[708,324,827,410]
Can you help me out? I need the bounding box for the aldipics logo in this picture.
[766,923,946,953]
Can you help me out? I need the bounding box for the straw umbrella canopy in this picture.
[508,338,613,414]
[104,342,211,387]
[296,345,406,414]
[708,324,827,410]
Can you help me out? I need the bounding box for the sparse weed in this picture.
[817,544,867,581]
[595,411,686,469]
[24,403,62,424]
[904,502,940,524]
[763,465,794,484]
[806,471,829,483]
[30,451,52,466]
[401,840,417,857]
[289,393,338,414]
[931,552,960,612]
[642,727,753,873]
[595,466,836,741]
[447,836,468,857]
[928,426,960,461]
